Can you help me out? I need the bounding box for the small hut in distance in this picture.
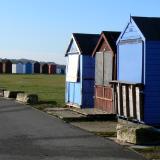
[0,61,3,73]
[56,65,66,74]
[49,63,57,74]
[12,62,23,74]
[42,63,49,74]
[23,62,32,74]
[34,62,40,74]
[2,59,12,73]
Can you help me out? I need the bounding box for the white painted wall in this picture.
[12,64,17,74]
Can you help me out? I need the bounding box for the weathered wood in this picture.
[129,86,133,118]
[136,87,141,121]
[111,87,115,113]
[126,85,130,117]
[122,85,127,117]
[136,86,144,121]
[94,85,113,113]
[117,83,123,115]
[111,81,143,122]
[122,85,130,117]
[132,85,137,119]
[115,86,118,114]
[140,90,144,121]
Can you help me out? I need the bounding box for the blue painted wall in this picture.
[81,55,95,108]
[118,42,143,83]
[25,63,32,74]
[65,54,95,108]
[144,41,160,125]
[16,63,23,73]
[65,82,81,105]
[118,19,160,125]
[118,21,143,83]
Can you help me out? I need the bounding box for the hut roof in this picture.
[132,16,160,41]
[92,31,120,56]
[66,33,100,56]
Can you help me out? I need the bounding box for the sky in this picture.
[0,0,160,64]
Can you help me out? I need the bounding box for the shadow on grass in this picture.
[38,100,57,105]
[32,100,59,111]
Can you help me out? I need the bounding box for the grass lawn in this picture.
[133,146,160,159]
[0,74,65,108]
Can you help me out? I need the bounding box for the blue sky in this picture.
[0,0,160,64]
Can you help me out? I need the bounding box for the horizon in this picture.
[0,0,160,65]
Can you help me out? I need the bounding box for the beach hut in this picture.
[34,62,40,73]
[56,65,65,74]
[49,64,56,74]
[12,62,23,74]
[2,60,12,73]
[92,31,120,113]
[111,16,160,125]
[0,61,3,73]
[65,33,100,108]
[23,62,32,74]
[42,63,49,74]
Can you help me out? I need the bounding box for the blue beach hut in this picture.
[23,62,32,74]
[114,16,160,125]
[65,33,100,108]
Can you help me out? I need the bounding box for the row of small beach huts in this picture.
[65,16,160,126]
[0,60,65,74]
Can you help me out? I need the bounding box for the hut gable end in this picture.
[120,22,142,42]
[66,39,79,54]
[94,36,112,54]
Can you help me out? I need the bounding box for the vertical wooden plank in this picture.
[139,87,144,121]
[126,85,130,117]
[115,85,118,114]
[132,85,137,119]
[111,87,115,113]
[129,85,133,118]
[117,83,123,116]
[122,85,127,117]
[103,86,105,111]
[116,85,120,115]
[122,85,129,118]
[137,86,144,121]
[136,87,141,121]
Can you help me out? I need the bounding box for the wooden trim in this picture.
[119,38,142,45]
[96,96,112,101]
[92,32,114,57]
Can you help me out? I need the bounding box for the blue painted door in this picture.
[66,82,81,106]
[118,42,143,83]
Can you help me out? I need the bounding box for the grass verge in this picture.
[0,74,65,108]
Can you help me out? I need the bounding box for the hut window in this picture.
[66,54,79,82]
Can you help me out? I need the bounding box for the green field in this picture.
[0,74,65,108]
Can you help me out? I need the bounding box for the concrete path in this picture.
[0,98,145,160]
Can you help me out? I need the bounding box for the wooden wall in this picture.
[144,41,160,125]
[111,82,144,122]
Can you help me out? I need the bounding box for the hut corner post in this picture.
[110,81,144,122]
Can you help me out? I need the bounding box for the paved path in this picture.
[0,98,145,160]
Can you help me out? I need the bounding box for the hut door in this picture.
[95,52,103,85]
[104,51,113,85]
